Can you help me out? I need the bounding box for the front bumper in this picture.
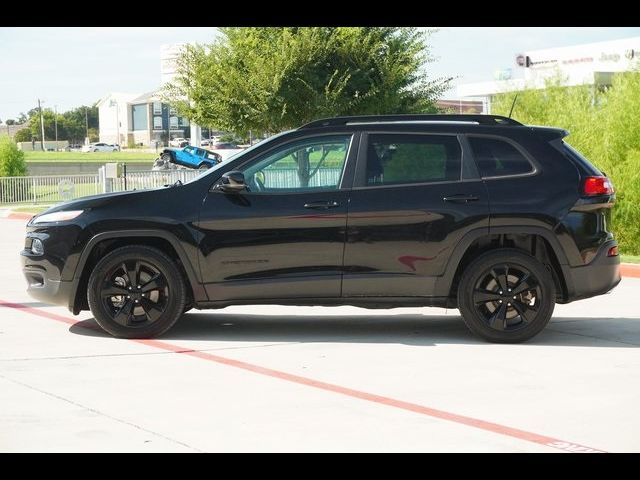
[562,239,621,303]
[21,252,74,309]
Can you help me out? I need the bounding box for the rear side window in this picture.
[561,141,602,176]
[468,137,534,178]
[366,134,462,186]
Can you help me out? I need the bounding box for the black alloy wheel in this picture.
[88,245,187,338]
[99,260,169,328]
[457,249,555,343]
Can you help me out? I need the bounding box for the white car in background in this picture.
[169,137,189,148]
[82,142,119,152]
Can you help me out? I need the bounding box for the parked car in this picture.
[81,142,119,152]
[169,137,189,148]
[158,145,222,170]
[21,114,620,342]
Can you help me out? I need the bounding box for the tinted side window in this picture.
[241,135,351,192]
[468,137,533,178]
[366,134,461,186]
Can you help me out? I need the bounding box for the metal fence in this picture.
[263,167,342,189]
[0,174,100,205]
[112,170,201,192]
[0,167,344,205]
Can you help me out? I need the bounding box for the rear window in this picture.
[468,137,534,178]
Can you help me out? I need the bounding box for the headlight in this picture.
[32,210,84,224]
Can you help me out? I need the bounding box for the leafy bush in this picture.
[492,70,640,255]
[0,135,27,176]
[13,128,32,142]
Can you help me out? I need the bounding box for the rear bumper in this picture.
[562,240,621,303]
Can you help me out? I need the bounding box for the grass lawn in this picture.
[622,254,640,264]
[11,205,51,214]
[24,151,157,162]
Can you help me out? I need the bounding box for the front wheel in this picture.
[457,249,555,343]
[87,245,187,338]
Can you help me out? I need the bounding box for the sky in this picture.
[1,26,640,122]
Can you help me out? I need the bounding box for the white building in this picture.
[457,36,640,112]
[99,43,201,147]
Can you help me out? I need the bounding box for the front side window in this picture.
[241,135,351,193]
[468,136,534,178]
[365,134,462,186]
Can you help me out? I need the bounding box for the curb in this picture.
[621,263,640,278]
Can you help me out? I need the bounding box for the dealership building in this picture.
[457,36,640,112]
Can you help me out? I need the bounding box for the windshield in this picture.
[185,131,293,184]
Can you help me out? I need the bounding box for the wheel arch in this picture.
[69,230,206,314]
[434,226,572,304]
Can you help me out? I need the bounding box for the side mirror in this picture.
[217,170,246,193]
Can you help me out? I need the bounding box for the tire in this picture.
[197,163,209,170]
[87,245,187,339]
[457,249,555,343]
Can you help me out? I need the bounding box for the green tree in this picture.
[0,136,28,177]
[492,70,640,254]
[5,119,16,125]
[14,128,32,142]
[164,27,450,137]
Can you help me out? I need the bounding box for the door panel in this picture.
[343,133,489,297]
[198,191,348,300]
[196,134,355,301]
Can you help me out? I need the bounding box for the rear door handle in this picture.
[443,194,479,203]
[304,201,340,210]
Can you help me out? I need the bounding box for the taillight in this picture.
[582,176,614,196]
[607,246,619,257]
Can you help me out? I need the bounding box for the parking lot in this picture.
[1,216,639,452]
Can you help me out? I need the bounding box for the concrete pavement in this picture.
[1,217,639,452]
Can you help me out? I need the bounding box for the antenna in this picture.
[508,94,519,119]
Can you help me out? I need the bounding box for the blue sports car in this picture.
[159,145,222,169]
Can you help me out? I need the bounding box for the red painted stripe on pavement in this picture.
[6,213,34,221]
[0,299,606,453]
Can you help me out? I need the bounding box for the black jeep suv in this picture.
[20,114,621,343]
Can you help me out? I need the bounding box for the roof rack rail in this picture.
[299,114,522,129]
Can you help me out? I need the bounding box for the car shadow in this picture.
[68,311,640,347]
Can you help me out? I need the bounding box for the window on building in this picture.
[169,106,177,115]
[365,134,462,186]
[131,104,149,131]
[468,137,534,178]
[153,102,162,115]
[179,117,190,127]
[169,116,179,128]
[153,116,163,130]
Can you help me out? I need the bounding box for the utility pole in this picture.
[54,105,58,148]
[85,106,89,144]
[38,98,46,151]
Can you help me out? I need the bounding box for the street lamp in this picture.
[109,99,120,147]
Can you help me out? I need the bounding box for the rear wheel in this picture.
[457,249,555,343]
[87,246,186,338]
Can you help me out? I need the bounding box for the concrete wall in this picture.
[18,141,69,151]
[27,162,152,175]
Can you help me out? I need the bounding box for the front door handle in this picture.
[304,201,340,210]
[443,194,479,203]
